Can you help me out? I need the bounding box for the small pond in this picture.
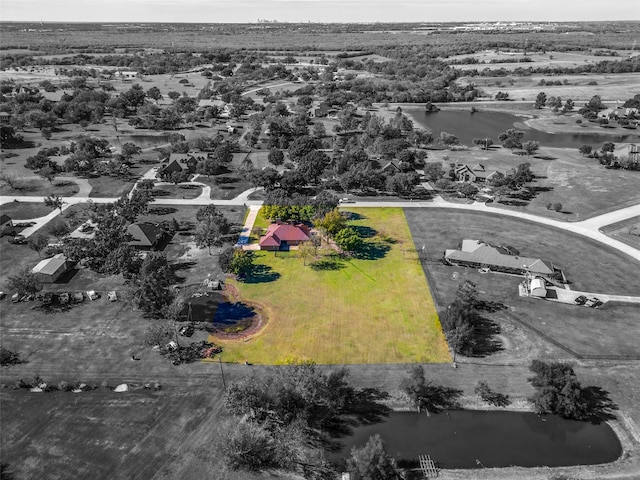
[183,292,256,334]
[113,134,171,148]
[409,109,640,148]
[330,410,622,469]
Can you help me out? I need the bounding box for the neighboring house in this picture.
[629,144,640,162]
[161,159,184,177]
[444,239,556,277]
[259,222,311,251]
[32,254,72,283]
[127,223,167,250]
[166,152,207,174]
[114,70,137,80]
[0,214,12,229]
[313,102,333,118]
[453,163,501,183]
[0,111,12,124]
[380,161,401,174]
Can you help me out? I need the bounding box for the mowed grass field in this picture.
[405,209,640,359]
[215,208,451,365]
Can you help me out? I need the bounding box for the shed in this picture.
[529,277,547,297]
[0,214,12,229]
[32,253,71,283]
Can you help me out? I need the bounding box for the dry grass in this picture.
[215,208,450,365]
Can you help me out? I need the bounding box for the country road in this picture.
[2,191,639,261]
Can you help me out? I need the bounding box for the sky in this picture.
[0,0,638,23]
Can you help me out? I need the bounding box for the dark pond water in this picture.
[113,134,171,148]
[331,410,621,469]
[409,109,640,148]
[183,292,256,332]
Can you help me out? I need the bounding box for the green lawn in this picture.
[216,208,450,365]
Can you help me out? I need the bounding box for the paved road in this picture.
[2,191,640,261]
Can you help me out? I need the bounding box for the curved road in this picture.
[2,191,639,262]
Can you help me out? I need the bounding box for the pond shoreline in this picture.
[373,392,638,479]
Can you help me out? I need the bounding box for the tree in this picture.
[528,360,588,419]
[132,253,175,316]
[298,241,317,266]
[534,92,547,109]
[601,142,615,154]
[229,249,254,278]
[334,227,363,252]
[167,91,180,101]
[347,435,403,480]
[498,128,525,150]
[103,244,142,278]
[47,218,71,241]
[474,381,511,407]
[422,162,445,182]
[0,346,21,366]
[579,145,593,157]
[473,137,494,150]
[28,234,48,257]
[287,135,317,162]
[195,214,230,254]
[439,131,459,147]
[38,165,56,183]
[522,140,540,156]
[399,366,462,414]
[7,268,41,295]
[121,142,142,160]
[267,147,285,166]
[314,209,346,237]
[146,86,162,103]
[218,245,235,273]
[44,194,63,212]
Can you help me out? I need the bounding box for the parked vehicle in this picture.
[574,295,588,305]
[338,197,355,203]
[179,325,195,337]
[8,235,26,244]
[585,297,602,308]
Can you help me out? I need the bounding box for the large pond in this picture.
[409,109,640,148]
[112,134,171,148]
[331,410,622,469]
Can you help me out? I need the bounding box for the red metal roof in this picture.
[259,223,311,247]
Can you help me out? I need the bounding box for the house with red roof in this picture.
[259,222,311,251]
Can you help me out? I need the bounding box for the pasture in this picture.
[216,208,450,365]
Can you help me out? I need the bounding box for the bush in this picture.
[0,347,21,366]
[474,381,511,407]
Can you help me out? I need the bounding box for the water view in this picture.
[409,109,640,148]
[332,410,622,469]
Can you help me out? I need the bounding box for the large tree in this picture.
[195,214,231,254]
[7,268,42,295]
[132,253,175,316]
[498,128,525,150]
[347,435,403,480]
[399,366,462,414]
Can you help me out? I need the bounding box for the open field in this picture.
[448,49,637,71]
[216,208,450,364]
[0,202,53,220]
[456,72,640,102]
[405,208,640,360]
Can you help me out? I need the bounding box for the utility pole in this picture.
[219,356,227,391]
